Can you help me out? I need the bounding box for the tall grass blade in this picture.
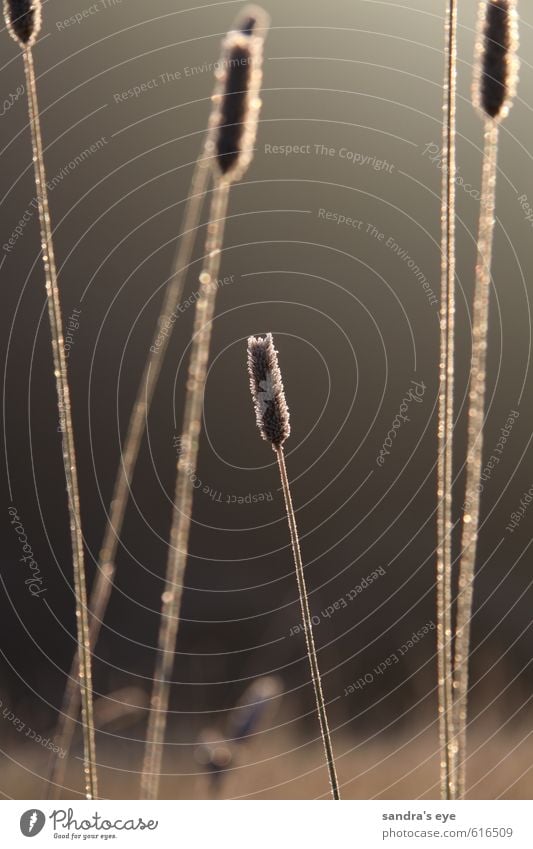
[4,0,98,798]
[453,0,519,799]
[436,0,458,802]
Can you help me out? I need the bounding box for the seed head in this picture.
[207,16,266,182]
[247,334,290,449]
[473,0,519,121]
[4,0,41,47]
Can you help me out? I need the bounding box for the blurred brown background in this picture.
[0,0,531,799]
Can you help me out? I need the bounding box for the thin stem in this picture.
[453,120,499,799]
[46,154,211,797]
[276,447,340,800]
[140,180,231,800]
[45,564,112,799]
[23,48,97,800]
[437,0,458,801]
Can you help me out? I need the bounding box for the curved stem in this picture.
[453,120,499,799]
[276,447,340,800]
[140,180,230,800]
[23,48,97,800]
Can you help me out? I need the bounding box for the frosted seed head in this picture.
[206,11,268,182]
[247,334,290,449]
[4,0,42,47]
[473,0,519,121]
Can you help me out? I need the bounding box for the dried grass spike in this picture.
[246,338,340,798]
[4,0,41,46]
[209,30,263,181]
[247,334,290,448]
[474,0,519,120]
[16,32,97,797]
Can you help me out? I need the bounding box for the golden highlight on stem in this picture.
[46,155,211,795]
[140,180,230,800]
[436,0,458,802]
[275,447,340,800]
[453,120,499,800]
[22,48,97,800]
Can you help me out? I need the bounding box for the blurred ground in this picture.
[2,724,531,800]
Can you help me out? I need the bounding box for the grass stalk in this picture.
[22,46,97,799]
[247,333,340,799]
[140,180,230,799]
[453,0,518,798]
[453,119,498,798]
[436,0,458,801]
[275,446,340,799]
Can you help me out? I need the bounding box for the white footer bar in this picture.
[3,800,529,847]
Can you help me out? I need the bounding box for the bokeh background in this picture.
[0,0,531,799]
